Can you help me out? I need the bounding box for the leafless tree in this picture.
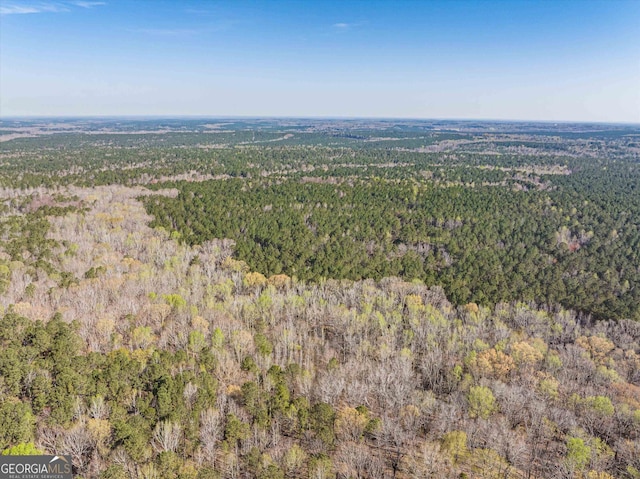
[152,420,181,453]
[200,408,222,463]
[60,424,94,474]
[335,441,384,479]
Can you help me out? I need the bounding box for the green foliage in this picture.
[132,326,154,349]
[441,431,467,464]
[113,415,152,463]
[241,382,262,413]
[241,356,259,374]
[156,451,182,478]
[308,454,333,479]
[196,466,220,479]
[0,400,35,448]
[327,357,339,371]
[163,293,187,309]
[211,327,225,350]
[585,396,615,417]
[84,265,106,279]
[310,403,336,447]
[224,414,250,447]
[282,444,306,475]
[269,382,291,416]
[628,466,640,479]
[99,465,128,479]
[293,396,310,432]
[566,437,591,471]
[467,386,497,419]
[2,442,43,456]
[188,330,206,354]
[24,282,36,298]
[144,154,640,320]
[254,332,273,357]
[259,464,284,479]
[0,263,10,294]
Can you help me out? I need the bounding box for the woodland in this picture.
[0,119,639,479]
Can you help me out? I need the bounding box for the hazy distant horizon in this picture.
[2,0,639,122]
[2,115,639,126]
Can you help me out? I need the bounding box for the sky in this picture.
[1,0,639,122]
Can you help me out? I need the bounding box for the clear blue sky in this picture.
[1,0,639,121]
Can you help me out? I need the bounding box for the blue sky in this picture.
[1,0,639,121]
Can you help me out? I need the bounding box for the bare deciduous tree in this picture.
[152,420,181,453]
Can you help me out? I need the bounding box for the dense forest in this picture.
[144,168,640,321]
[0,119,639,478]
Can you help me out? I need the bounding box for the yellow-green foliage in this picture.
[585,396,615,417]
[163,293,187,309]
[2,443,43,456]
[537,374,560,400]
[468,386,497,419]
[441,431,467,463]
[566,437,591,471]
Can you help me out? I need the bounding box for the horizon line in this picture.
[1,114,639,126]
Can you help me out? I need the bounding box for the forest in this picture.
[0,119,639,478]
